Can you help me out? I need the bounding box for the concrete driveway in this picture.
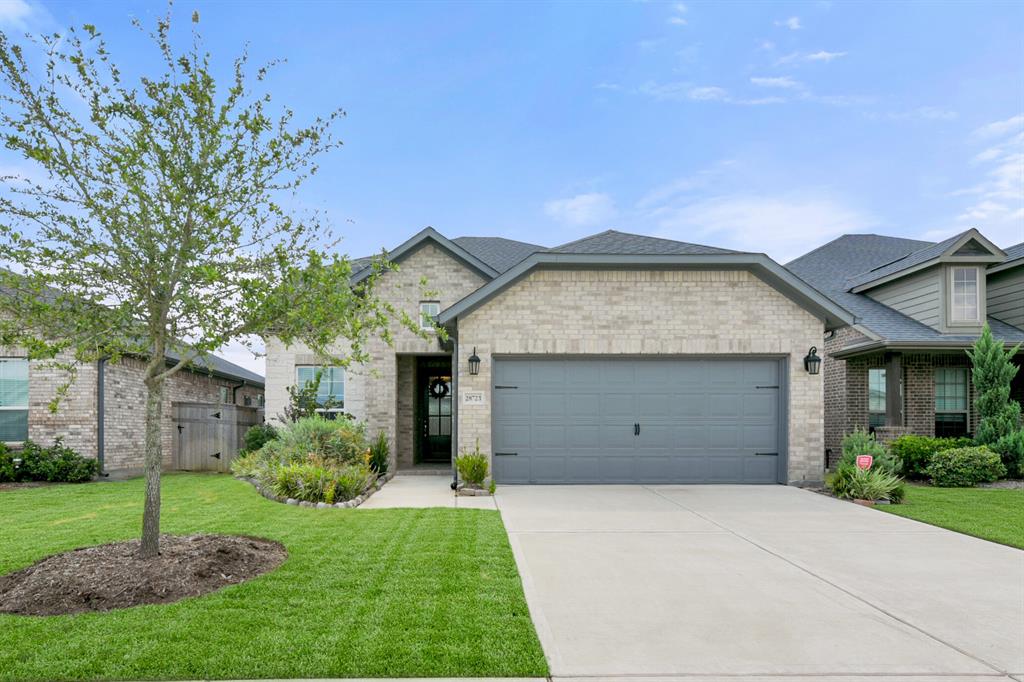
[497,485,1024,681]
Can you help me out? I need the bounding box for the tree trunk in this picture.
[139,374,165,559]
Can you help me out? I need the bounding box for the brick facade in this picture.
[455,268,828,484]
[264,242,486,469]
[21,352,263,472]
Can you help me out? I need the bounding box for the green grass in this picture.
[880,484,1024,549]
[0,473,548,681]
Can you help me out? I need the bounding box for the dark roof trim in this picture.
[848,229,1006,293]
[831,338,1023,360]
[438,252,855,330]
[350,227,500,284]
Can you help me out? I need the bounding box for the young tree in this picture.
[0,12,418,557]
[966,323,1022,446]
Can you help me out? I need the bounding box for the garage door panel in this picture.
[491,358,783,484]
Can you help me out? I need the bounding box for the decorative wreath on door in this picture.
[428,378,450,399]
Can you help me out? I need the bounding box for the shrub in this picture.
[0,443,14,482]
[926,445,1006,487]
[242,423,278,454]
[967,324,1022,447]
[457,441,489,487]
[991,429,1024,479]
[368,431,389,476]
[829,465,905,503]
[6,439,97,483]
[838,428,900,475]
[275,417,368,464]
[890,434,973,480]
[230,450,264,478]
[270,459,374,503]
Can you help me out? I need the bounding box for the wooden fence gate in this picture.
[172,402,263,472]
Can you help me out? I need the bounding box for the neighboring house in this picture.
[266,227,853,486]
[0,349,264,474]
[787,229,1024,466]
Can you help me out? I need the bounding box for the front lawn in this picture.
[0,473,547,681]
[879,484,1024,549]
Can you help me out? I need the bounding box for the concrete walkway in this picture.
[497,485,1024,680]
[359,474,496,509]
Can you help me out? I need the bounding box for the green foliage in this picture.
[827,464,905,503]
[967,324,1022,446]
[282,371,340,423]
[926,445,1006,487]
[269,459,374,503]
[5,439,98,483]
[838,428,900,475]
[0,442,14,482]
[242,423,277,454]
[233,417,375,503]
[489,479,497,495]
[0,10,426,553]
[368,430,389,476]
[890,435,974,480]
[457,441,489,487]
[991,429,1024,479]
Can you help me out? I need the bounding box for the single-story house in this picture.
[266,227,854,486]
[1,348,265,474]
[786,229,1024,466]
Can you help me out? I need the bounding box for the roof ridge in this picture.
[551,228,618,251]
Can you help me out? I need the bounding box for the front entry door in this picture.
[417,358,452,463]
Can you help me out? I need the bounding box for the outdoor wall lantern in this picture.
[804,346,822,375]
[468,347,481,376]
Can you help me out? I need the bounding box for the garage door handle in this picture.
[755,452,778,456]
[756,385,779,389]
[494,452,518,456]
[494,385,518,389]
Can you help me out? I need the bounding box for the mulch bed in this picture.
[0,534,286,616]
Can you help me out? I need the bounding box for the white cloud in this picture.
[638,81,729,102]
[972,114,1024,140]
[687,86,728,101]
[750,76,802,89]
[951,118,1024,245]
[760,40,776,51]
[668,16,687,25]
[806,50,847,62]
[649,195,875,262]
[0,0,32,28]
[595,82,622,91]
[672,2,688,12]
[872,106,958,122]
[544,193,617,227]
[775,16,802,30]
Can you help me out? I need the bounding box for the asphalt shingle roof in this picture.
[843,230,973,290]
[452,236,545,273]
[550,229,741,256]
[786,233,1024,345]
[999,241,1024,265]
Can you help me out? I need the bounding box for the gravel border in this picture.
[236,469,396,509]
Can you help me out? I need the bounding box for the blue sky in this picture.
[1,0,1022,373]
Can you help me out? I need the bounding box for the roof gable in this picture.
[451,236,544,273]
[846,228,1005,292]
[350,227,500,284]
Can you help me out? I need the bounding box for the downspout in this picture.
[451,324,459,490]
[230,379,247,404]
[96,357,108,476]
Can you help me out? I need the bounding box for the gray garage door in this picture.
[491,358,784,484]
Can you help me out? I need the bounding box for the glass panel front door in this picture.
[417,358,453,463]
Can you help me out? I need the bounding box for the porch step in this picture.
[396,465,451,476]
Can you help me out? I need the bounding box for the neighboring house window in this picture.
[243,395,253,407]
[0,358,29,442]
[419,301,441,331]
[219,386,230,403]
[868,368,886,429]
[257,394,265,408]
[950,267,980,323]
[296,366,345,414]
[935,368,969,437]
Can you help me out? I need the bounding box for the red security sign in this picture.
[855,455,874,471]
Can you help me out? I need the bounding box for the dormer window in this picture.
[950,267,980,323]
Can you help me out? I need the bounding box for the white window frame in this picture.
[949,266,981,324]
[419,301,441,331]
[295,365,345,413]
[868,368,886,429]
[0,358,29,444]
[218,386,230,404]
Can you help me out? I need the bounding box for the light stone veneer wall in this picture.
[456,269,827,484]
[264,242,486,467]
